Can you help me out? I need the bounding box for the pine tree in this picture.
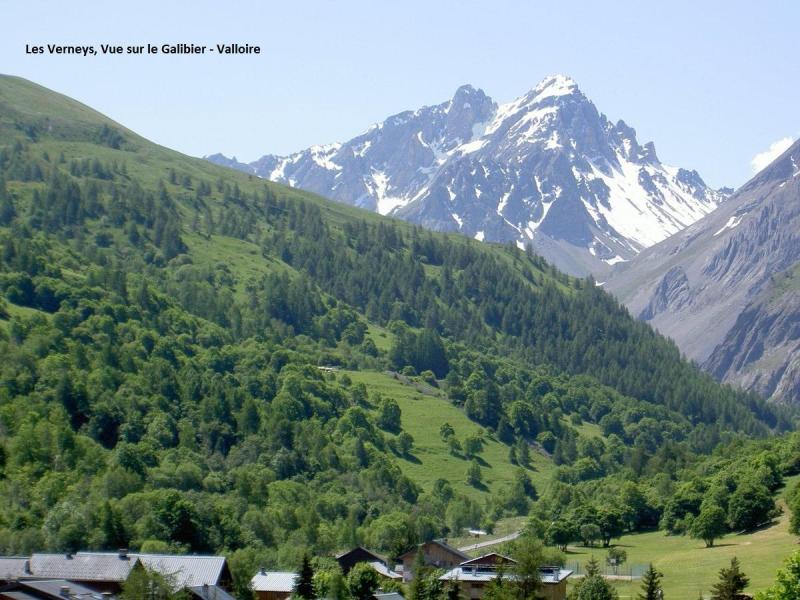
[710,557,749,600]
[0,177,15,225]
[294,554,315,600]
[638,564,664,600]
[585,556,601,577]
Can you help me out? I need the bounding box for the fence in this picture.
[565,560,649,579]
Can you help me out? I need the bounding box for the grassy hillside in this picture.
[567,487,798,598]
[344,370,556,499]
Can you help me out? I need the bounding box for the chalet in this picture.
[398,540,470,582]
[0,578,109,599]
[440,556,572,600]
[0,551,233,598]
[121,553,232,591]
[24,553,139,594]
[537,566,572,600]
[251,569,297,600]
[335,547,401,581]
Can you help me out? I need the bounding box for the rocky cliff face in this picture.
[606,139,800,403]
[208,76,724,276]
[705,281,800,404]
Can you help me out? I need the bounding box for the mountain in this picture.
[207,75,725,276]
[606,139,800,404]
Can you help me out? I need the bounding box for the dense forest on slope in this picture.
[0,76,793,595]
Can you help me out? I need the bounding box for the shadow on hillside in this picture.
[737,519,780,535]
[401,453,422,464]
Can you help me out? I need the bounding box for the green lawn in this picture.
[565,498,798,599]
[344,370,556,502]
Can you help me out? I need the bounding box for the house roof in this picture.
[188,584,237,600]
[368,562,401,580]
[459,554,516,567]
[439,566,502,583]
[28,554,138,583]
[0,558,30,580]
[250,571,297,593]
[335,547,386,564]
[398,540,470,561]
[72,552,227,590]
[130,554,227,589]
[374,593,405,600]
[538,567,572,584]
[2,579,106,599]
[440,565,572,585]
[0,591,40,600]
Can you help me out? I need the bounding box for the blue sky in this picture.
[2,0,798,188]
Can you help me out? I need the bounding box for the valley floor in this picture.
[566,492,798,598]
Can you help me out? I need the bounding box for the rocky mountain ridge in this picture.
[606,139,800,403]
[208,75,725,275]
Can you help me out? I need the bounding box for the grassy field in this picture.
[0,301,49,333]
[365,323,394,353]
[565,496,798,598]
[343,370,556,501]
[183,232,281,299]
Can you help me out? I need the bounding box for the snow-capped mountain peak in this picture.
[530,74,580,99]
[207,75,726,276]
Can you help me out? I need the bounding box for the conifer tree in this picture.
[295,554,315,600]
[585,556,601,577]
[638,564,664,600]
[710,558,749,600]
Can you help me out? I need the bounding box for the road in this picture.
[458,530,521,552]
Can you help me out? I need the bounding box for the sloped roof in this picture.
[368,562,401,580]
[72,552,227,589]
[459,553,516,567]
[440,565,572,585]
[375,593,405,600]
[398,540,470,561]
[335,546,387,564]
[439,566,501,583]
[131,554,227,589]
[28,554,138,582]
[0,591,40,600]
[11,579,105,599]
[0,558,29,580]
[539,566,572,584]
[335,547,386,564]
[250,571,297,593]
[188,584,237,600]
